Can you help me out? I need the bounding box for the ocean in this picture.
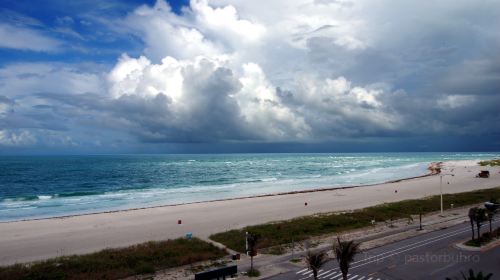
[0,152,498,221]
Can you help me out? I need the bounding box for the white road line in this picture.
[357,219,500,267]
[313,226,470,276]
[349,275,359,280]
[318,269,332,277]
[302,270,322,278]
[299,275,311,280]
[342,220,500,272]
[297,268,308,274]
[301,270,312,276]
[321,271,337,278]
[350,227,471,270]
[296,221,500,279]
[300,272,310,277]
[330,273,343,279]
[350,226,467,265]
[358,276,366,280]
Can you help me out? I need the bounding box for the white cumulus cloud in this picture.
[2,0,500,150]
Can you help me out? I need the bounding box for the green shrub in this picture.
[479,159,500,166]
[247,268,261,277]
[0,238,227,280]
[211,187,500,253]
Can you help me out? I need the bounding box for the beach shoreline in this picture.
[0,159,499,265]
[0,162,439,224]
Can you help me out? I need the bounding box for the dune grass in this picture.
[479,159,500,166]
[0,237,227,280]
[210,187,500,253]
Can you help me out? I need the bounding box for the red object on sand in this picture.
[305,202,308,206]
[178,219,182,224]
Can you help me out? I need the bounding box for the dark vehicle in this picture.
[477,170,490,178]
[195,265,237,280]
[485,201,499,212]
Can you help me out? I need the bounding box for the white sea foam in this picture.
[261,177,277,182]
[1,153,499,221]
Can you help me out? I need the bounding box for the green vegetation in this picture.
[210,187,500,253]
[0,237,227,280]
[465,227,500,247]
[465,239,482,247]
[446,269,493,280]
[247,268,261,277]
[479,159,500,166]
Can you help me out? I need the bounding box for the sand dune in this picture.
[0,160,499,265]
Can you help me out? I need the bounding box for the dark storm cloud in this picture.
[1,0,500,152]
[7,61,255,145]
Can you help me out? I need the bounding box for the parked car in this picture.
[485,201,499,212]
[477,170,490,178]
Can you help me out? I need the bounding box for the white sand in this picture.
[0,160,499,265]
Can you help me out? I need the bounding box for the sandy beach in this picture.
[1,160,499,266]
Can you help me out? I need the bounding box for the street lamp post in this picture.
[440,173,454,215]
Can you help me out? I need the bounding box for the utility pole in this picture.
[245,231,249,256]
[440,175,443,215]
[419,212,422,231]
[440,173,454,216]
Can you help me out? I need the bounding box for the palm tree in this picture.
[305,250,329,280]
[333,237,360,280]
[247,232,260,273]
[446,269,493,280]
[474,208,487,243]
[468,208,477,241]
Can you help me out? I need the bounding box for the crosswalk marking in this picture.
[318,269,333,277]
[318,269,332,277]
[301,270,312,276]
[296,268,308,274]
[295,268,383,280]
[330,273,343,279]
[299,274,312,280]
[305,269,323,276]
[321,271,337,278]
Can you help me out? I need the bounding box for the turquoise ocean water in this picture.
[0,152,498,221]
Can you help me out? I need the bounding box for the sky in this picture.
[0,0,499,154]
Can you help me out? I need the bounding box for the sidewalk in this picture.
[151,203,483,280]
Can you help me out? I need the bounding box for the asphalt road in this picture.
[268,220,500,280]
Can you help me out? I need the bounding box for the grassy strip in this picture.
[210,187,500,253]
[0,237,227,280]
[479,159,500,166]
[465,227,500,247]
